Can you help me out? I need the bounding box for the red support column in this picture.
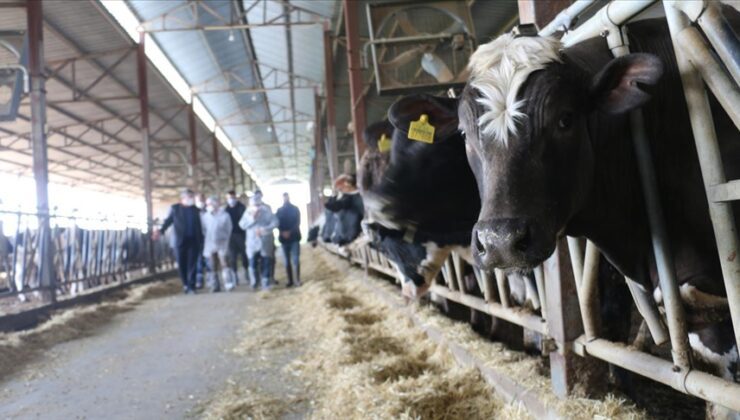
[342,0,366,171]
[323,25,339,181]
[27,0,55,302]
[188,102,197,167]
[136,31,155,271]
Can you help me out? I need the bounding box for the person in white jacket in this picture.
[239,190,278,290]
[201,196,237,292]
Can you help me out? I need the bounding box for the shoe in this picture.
[185,288,196,295]
[286,282,294,288]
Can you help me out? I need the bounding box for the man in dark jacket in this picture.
[225,190,248,284]
[154,189,203,294]
[276,192,302,287]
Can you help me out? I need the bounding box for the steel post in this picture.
[322,27,339,181]
[342,0,366,170]
[188,102,197,167]
[136,32,155,272]
[27,0,55,303]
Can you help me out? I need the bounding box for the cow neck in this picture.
[561,38,651,281]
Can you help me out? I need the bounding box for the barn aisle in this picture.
[0,268,307,419]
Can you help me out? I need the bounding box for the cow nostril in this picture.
[514,229,531,253]
[474,230,486,254]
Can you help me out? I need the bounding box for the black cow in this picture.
[458,16,740,395]
[364,94,481,298]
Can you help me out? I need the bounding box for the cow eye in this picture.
[558,113,573,130]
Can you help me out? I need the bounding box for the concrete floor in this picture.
[0,281,305,419]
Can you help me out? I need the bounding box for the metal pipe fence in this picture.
[0,209,175,306]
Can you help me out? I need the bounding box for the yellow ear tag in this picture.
[378,133,392,153]
[407,114,435,144]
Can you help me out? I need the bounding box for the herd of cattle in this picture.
[310,13,740,408]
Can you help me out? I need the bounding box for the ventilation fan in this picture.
[366,1,476,95]
[0,31,28,122]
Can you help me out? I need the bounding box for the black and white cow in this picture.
[458,16,740,393]
[358,120,394,194]
[364,94,481,298]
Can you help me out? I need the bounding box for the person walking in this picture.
[239,190,278,290]
[155,189,203,294]
[201,196,237,292]
[276,192,302,287]
[225,190,248,285]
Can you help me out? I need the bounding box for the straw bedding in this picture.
[202,246,657,419]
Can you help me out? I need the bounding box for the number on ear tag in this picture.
[408,114,435,144]
[378,133,392,153]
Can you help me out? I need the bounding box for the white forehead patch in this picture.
[468,34,562,145]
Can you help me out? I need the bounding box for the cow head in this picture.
[459,34,662,271]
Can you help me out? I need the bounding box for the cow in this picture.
[363,94,481,298]
[458,16,740,413]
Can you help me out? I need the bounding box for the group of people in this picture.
[156,188,302,294]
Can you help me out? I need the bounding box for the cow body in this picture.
[459,17,739,390]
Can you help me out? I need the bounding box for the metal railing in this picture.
[0,209,175,307]
[326,0,740,412]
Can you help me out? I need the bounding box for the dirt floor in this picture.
[0,246,703,419]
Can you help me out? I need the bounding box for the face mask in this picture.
[206,205,215,213]
[195,200,204,209]
[227,198,237,207]
[184,197,195,207]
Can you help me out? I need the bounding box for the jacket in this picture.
[239,201,278,257]
[160,203,204,247]
[276,203,301,243]
[200,208,232,256]
[225,201,247,236]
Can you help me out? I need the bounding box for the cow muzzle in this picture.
[473,218,541,270]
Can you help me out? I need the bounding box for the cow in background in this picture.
[358,120,394,194]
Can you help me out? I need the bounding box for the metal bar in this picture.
[625,275,669,345]
[533,265,547,321]
[494,268,510,308]
[149,105,186,139]
[188,103,197,167]
[578,337,740,412]
[195,86,316,94]
[136,32,154,271]
[323,27,339,181]
[430,285,548,335]
[283,1,299,173]
[630,67,693,370]
[677,26,740,131]
[709,180,740,203]
[578,241,601,340]
[343,0,366,170]
[27,0,54,303]
[690,1,740,86]
[74,48,134,99]
[561,0,656,47]
[230,155,236,191]
[664,1,740,355]
[566,236,584,287]
[539,0,598,36]
[143,22,318,33]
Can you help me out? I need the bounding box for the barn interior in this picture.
[0,0,738,419]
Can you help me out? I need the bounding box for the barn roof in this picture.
[0,0,517,207]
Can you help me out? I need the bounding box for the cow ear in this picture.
[590,53,663,114]
[388,94,459,140]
